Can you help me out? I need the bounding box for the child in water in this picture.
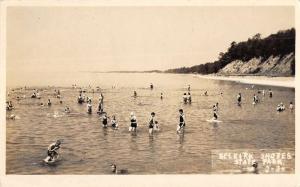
[64,106,70,113]
[129,112,138,132]
[183,93,188,104]
[269,89,273,98]
[87,101,92,114]
[289,101,294,112]
[102,113,108,127]
[111,115,118,129]
[47,99,52,106]
[237,93,242,105]
[177,109,186,133]
[213,104,218,120]
[187,92,192,103]
[148,112,157,135]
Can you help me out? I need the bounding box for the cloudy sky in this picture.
[7,6,294,73]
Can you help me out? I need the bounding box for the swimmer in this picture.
[6,101,13,111]
[289,102,294,111]
[213,111,218,120]
[87,101,92,114]
[133,91,137,97]
[59,100,63,104]
[129,112,138,132]
[97,101,104,114]
[269,89,273,98]
[160,93,163,100]
[277,102,285,112]
[183,93,188,104]
[47,99,52,106]
[204,91,208,96]
[262,89,265,96]
[187,92,192,103]
[148,112,157,135]
[46,140,61,162]
[177,109,185,133]
[101,113,108,127]
[31,92,37,98]
[78,94,84,104]
[110,164,128,174]
[252,161,259,174]
[111,115,118,129]
[154,121,159,131]
[99,93,104,104]
[253,94,259,104]
[188,85,191,91]
[237,93,242,105]
[64,106,70,113]
[213,103,219,112]
[213,105,218,120]
[9,114,16,120]
[36,91,41,99]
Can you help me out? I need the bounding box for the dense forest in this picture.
[165,28,295,75]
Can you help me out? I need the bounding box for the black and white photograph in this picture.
[1,0,299,186]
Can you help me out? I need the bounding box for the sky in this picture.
[7,6,294,73]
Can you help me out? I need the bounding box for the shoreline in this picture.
[195,74,295,88]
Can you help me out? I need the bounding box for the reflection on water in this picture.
[6,73,295,174]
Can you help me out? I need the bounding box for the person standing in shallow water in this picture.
[237,93,242,106]
[187,92,192,103]
[129,112,138,132]
[47,99,52,106]
[213,104,218,120]
[177,109,186,133]
[269,89,273,98]
[150,83,154,90]
[148,112,157,135]
[183,93,188,104]
[87,101,92,114]
[289,101,294,112]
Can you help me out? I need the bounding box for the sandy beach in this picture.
[195,74,295,88]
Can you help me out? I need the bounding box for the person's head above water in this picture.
[110,164,117,172]
[55,140,61,146]
[252,161,258,168]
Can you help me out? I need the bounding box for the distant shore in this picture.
[195,74,295,88]
[83,71,295,88]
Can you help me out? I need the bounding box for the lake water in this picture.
[6,73,295,174]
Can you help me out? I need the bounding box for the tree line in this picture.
[165,28,295,75]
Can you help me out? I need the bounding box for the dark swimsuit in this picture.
[131,118,137,128]
[103,117,108,125]
[149,119,154,129]
[47,145,59,157]
[179,115,185,127]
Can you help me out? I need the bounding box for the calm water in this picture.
[6,73,295,174]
